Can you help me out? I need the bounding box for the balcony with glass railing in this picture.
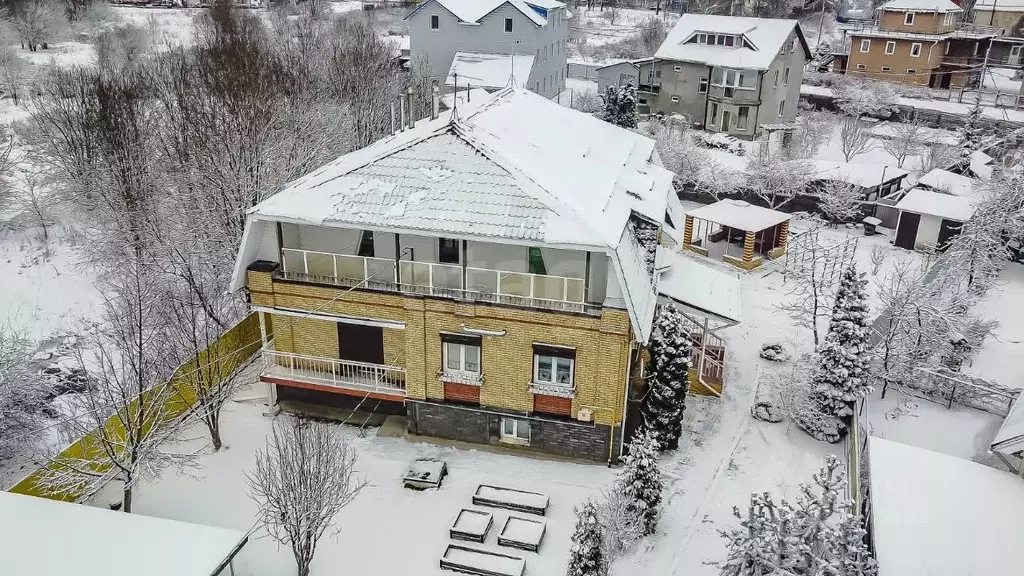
[276,247,598,314]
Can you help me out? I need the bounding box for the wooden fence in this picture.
[7,313,263,501]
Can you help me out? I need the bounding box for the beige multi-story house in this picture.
[630,14,810,140]
[973,0,1024,69]
[230,88,686,463]
[840,0,1000,88]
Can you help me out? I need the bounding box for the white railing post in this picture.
[333,254,338,280]
[302,251,309,276]
[563,279,568,301]
[428,263,434,295]
[363,257,369,284]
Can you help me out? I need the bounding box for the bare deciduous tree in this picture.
[0,46,30,104]
[36,256,190,512]
[15,169,56,253]
[8,0,63,52]
[248,418,367,576]
[880,119,923,169]
[746,152,814,210]
[838,116,873,162]
[920,142,960,173]
[0,323,49,463]
[816,180,862,225]
[870,244,887,275]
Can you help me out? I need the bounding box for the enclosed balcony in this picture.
[268,224,611,315]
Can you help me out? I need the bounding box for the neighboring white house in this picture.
[405,0,569,100]
[639,14,810,138]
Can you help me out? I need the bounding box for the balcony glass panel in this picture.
[433,263,463,290]
[533,275,564,300]
[566,279,585,303]
[282,249,305,273]
[400,261,432,286]
[365,259,396,284]
[306,252,334,277]
[500,272,533,297]
[335,254,365,280]
[467,269,499,293]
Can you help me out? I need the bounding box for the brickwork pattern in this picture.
[443,381,481,404]
[533,394,572,417]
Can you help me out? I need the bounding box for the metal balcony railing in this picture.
[263,348,407,396]
[277,248,597,314]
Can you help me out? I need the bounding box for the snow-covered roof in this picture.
[811,161,908,189]
[896,188,976,221]
[655,14,807,71]
[992,388,1024,455]
[408,0,553,26]
[0,492,247,576]
[975,0,1024,10]
[877,0,962,11]
[446,52,536,91]
[969,150,994,180]
[658,253,742,322]
[916,168,974,196]
[869,437,1024,576]
[236,88,672,342]
[686,199,791,231]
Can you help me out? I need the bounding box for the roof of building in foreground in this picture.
[869,437,1024,576]
[654,14,809,70]
[235,88,673,342]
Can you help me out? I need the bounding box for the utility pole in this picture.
[815,0,826,54]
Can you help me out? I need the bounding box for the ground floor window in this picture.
[532,344,576,390]
[500,417,531,444]
[709,102,719,126]
[736,106,749,130]
[442,334,481,379]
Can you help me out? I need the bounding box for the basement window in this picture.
[856,63,867,70]
[500,417,531,444]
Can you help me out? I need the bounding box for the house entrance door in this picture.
[721,110,732,132]
[337,323,384,364]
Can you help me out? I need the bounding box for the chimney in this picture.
[431,86,439,120]
[398,93,406,132]
[390,101,396,135]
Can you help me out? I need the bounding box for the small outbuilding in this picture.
[867,437,1024,576]
[915,168,974,197]
[809,161,908,206]
[682,199,791,270]
[991,387,1024,475]
[0,491,248,576]
[893,188,976,252]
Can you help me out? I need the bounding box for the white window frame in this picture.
[885,41,896,55]
[773,69,779,88]
[698,77,708,93]
[711,68,756,90]
[778,99,785,116]
[736,106,750,131]
[905,11,915,25]
[881,65,892,72]
[671,95,680,103]
[860,39,871,53]
[910,42,922,57]
[533,354,574,389]
[696,33,707,44]
[1011,45,1022,57]
[430,14,439,30]
[856,63,867,70]
[442,340,481,377]
[906,68,917,74]
[783,67,790,86]
[500,417,530,444]
[709,102,719,126]
[504,17,513,33]
[673,65,682,72]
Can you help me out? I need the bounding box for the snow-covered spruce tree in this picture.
[602,84,620,125]
[616,427,663,536]
[616,82,638,129]
[640,303,692,451]
[719,492,788,576]
[805,264,871,440]
[958,101,987,156]
[785,454,847,573]
[566,499,604,576]
[826,512,878,576]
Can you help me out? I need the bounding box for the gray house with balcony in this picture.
[640,14,810,139]
[405,0,569,100]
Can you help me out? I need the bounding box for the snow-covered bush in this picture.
[759,341,788,362]
[616,427,662,536]
[641,303,692,451]
[751,400,784,423]
[693,131,746,155]
[0,325,49,462]
[601,82,637,129]
[567,499,604,576]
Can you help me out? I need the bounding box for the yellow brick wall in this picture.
[250,277,634,426]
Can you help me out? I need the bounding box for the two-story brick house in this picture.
[405,0,569,99]
[230,89,683,463]
[842,0,999,88]
[639,14,810,140]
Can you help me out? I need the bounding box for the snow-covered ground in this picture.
[571,7,677,51]
[963,264,1024,390]
[88,373,614,576]
[982,67,1023,95]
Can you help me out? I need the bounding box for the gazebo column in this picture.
[683,215,694,249]
[768,220,791,259]
[742,231,755,262]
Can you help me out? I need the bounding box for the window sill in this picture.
[439,371,483,386]
[528,382,576,398]
[499,436,531,447]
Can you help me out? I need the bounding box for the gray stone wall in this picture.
[406,400,620,463]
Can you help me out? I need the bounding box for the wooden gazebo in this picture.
[682,200,791,270]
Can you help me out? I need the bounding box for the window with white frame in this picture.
[906,68,917,74]
[856,63,867,70]
[673,65,682,72]
[698,77,708,93]
[430,14,439,29]
[885,41,896,55]
[778,99,785,116]
[783,67,790,86]
[500,417,530,444]
[790,38,796,53]
[442,334,481,379]
[504,17,513,33]
[1012,45,1022,57]
[905,11,915,25]
[910,43,922,57]
[736,106,750,130]
[860,39,871,53]
[773,70,779,88]
[532,344,575,389]
[709,102,719,125]
[881,65,892,72]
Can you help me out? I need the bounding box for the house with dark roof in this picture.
[405,0,569,100]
